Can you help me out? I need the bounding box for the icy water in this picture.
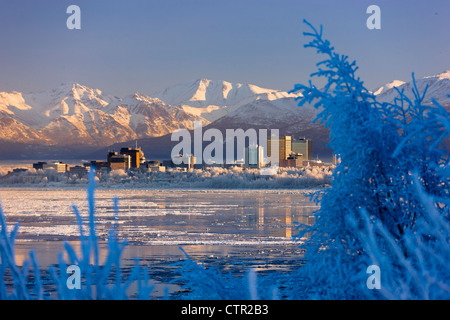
[0,188,318,298]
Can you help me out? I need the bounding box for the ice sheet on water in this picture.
[1,188,317,246]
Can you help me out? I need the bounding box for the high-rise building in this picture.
[291,138,313,160]
[180,154,196,169]
[267,136,292,162]
[245,145,264,168]
[333,154,341,165]
[120,147,142,169]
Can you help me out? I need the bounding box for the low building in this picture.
[88,160,109,171]
[292,138,313,160]
[0,169,28,181]
[109,154,131,171]
[281,153,304,168]
[162,160,175,168]
[33,162,47,170]
[303,159,325,167]
[43,162,67,173]
[148,165,166,172]
[12,168,28,174]
[141,160,166,172]
[69,165,90,177]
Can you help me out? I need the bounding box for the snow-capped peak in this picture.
[112,92,167,107]
[373,80,406,95]
[153,78,297,108]
[50,82,109,103]
[21,82,116,120]
[0,91,32,113]
[375,70,450,107]
[424,70,450,81]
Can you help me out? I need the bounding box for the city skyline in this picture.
[0,0,448,97]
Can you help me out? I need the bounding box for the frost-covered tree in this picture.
[286,20,450,299]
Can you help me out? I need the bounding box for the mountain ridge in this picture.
[0,71,448,160]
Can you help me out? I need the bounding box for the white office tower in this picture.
[245,145,264,168]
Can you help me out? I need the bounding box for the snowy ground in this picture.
[0,165,333,189]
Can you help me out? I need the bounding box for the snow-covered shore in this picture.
[0,165,333,190]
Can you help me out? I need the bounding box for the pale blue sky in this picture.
[0,0,448,96]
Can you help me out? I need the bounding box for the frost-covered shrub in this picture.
[109,169,128,177]
[347,176,450,299]
[285,20,449,299]
[173,248,280,300]
[0,168,8,177]
[0,165,332,189]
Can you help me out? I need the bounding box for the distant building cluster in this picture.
[2,146,155,180]
[25,145,197,178]
[250,136,322,169]
[1,136,332,182]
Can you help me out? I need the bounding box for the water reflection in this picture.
[0,189,319,245]
[3,188,320,298]
[285,199,292,238]
[232,192,317,240]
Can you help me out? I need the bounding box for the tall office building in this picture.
[171,154,196,169]
[291,138,313,160]
[267,136,292,161]
[120,147,142,169]
[245,145,264,168]
[181,154,196,169]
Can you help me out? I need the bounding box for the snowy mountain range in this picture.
[374,70,450,107]
[0,71,449,160]
[153,78,301,122]
[0,84,206,148]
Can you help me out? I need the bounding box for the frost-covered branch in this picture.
[286,20,450,299]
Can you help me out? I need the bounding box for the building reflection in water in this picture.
[285,198,292,238]
[258,197,264,231]
[240,194,318,239]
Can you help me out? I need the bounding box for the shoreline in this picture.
[0,185,328,192]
